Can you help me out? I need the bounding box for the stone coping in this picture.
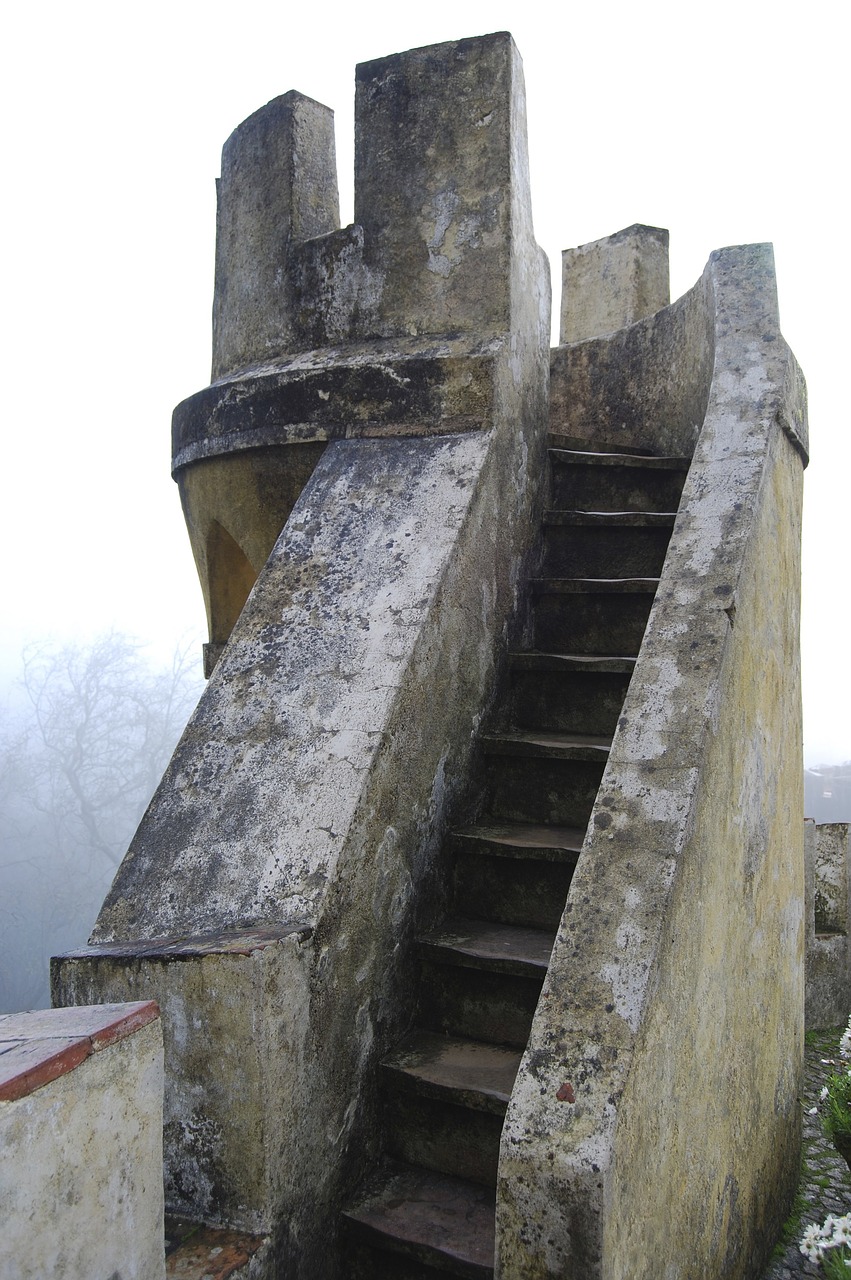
[58,923,314,960]
[171,339,501,472]
[0,1001,160,1103]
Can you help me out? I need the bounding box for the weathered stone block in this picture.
[806,822,851,1029]
[560,223,669,344]
[53,932,309,1234]
[212,91,340,380]
[0,1002,164,1280]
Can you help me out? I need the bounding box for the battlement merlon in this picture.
[181,31,546,447]
[172,32,550,666]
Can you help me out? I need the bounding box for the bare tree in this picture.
[0,633,203,1012]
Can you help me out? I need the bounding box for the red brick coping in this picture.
[0,1001,160,1103]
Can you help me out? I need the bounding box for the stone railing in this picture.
[498,242,808,1279]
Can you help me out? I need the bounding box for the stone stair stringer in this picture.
[496,242,809,1279]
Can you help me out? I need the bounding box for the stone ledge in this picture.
[171,342,499,472]
[0,1000,159,1103]
[58,924,313,961]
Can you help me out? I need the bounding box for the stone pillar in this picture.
[212,91,340,381]
[354,34,518,339]
[560,223,669,344]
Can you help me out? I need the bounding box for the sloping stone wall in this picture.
[498,243,808,1279]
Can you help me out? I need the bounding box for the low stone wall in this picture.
[0,1002,164,1280]
[550,251,714,457]
[806,821,851,1030]
[498,242,808,1279]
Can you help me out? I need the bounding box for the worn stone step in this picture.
[384,1090,505,1187]
[549,448,688,513]
[418,964,543,1047]
[549,448,690,470]
[381,1035,515,1186]
[509,652,637,673]
[417,920,554,1045]
[342,1161,495,1279]
[507,653,634,736]
[418,918,555,977]
[544,509,677,525]
[531,578,657,654]
[382,1031,521,1115]
[541,515,673,578]
[483,752,605,828]
[453,820,585,861]
[548,432,657,457]
[481,729,610,761]
[532,576,661,593]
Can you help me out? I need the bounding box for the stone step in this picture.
[544,509,677,525]
[532,576,661,592]
[453,820,586,861]
[507,652,634,736]
[453,846,577,931]
[549,448,688,513]
[549,448,690,470]
[547,433,657,457]
[531,578,657,654]
[419,918,555,976]
[381,1033,522,1186]
[541,512,674,577]
[417,920,553,1046]
[382,1031,521,1114]
[508,651,637,673]
[384,1090,505,1189]
[482,729,611,761]
[342,1161,495,1279]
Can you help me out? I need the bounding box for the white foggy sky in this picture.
[1,0,846,766]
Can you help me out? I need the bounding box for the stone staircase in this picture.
[341,435,689,1277]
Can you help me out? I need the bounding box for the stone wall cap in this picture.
[355,30,513,81]
[57,924,314,961]
[0,1000,160,1103]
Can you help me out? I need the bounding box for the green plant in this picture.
[822,1067,851,1143]
[821,1016,851,1159]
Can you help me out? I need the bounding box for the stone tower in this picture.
[55,31,808,1280]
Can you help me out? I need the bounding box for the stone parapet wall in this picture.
[0,1003,164,1280]
[498,242,808,1279]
